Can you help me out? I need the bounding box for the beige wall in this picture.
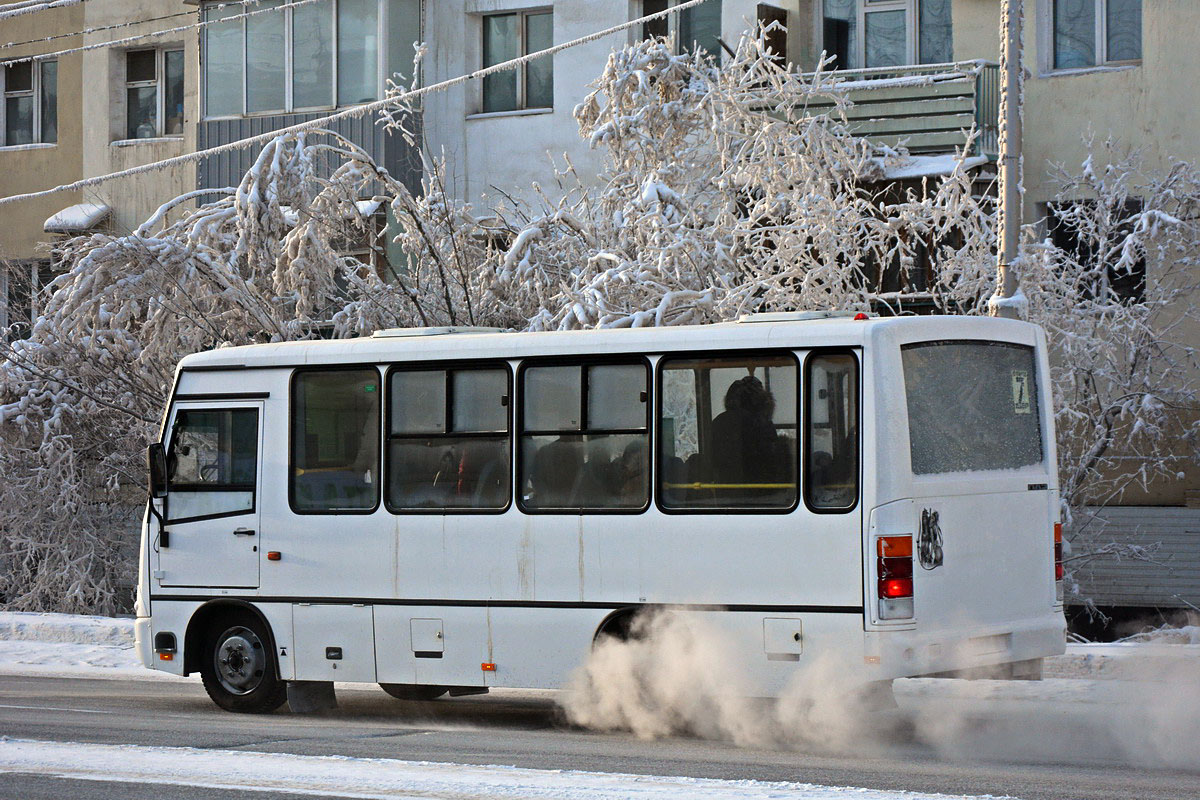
[0,0,85,261]
[0,0,200,263]
[79,0,199,236]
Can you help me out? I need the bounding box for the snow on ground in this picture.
[0,738,1012,800]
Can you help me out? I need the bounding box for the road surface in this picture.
[0,674,1197,799]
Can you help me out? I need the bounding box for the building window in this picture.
[2,60,57,146]
[1,260,54,341]
[1048,199,1146,303]
[641,0,724,60]
[1053,0,1140,70]
[203,0,381,118]
[481,10,553,113]
[125,49,184,139]
[821,0,951,70]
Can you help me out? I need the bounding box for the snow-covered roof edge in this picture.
[43,203,111,233]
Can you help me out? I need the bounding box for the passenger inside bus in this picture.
[709,376,790,487]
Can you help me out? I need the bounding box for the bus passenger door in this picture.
[157,402,263,589]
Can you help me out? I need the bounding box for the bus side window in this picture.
[291,369,380,513]
[520,361,648,511]
[804,353,859,511]
[387,366,510,511]
[166,408,257,522]
[658,354,797,510]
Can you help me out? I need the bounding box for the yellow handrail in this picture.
[663,482,795,489]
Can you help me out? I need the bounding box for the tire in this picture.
[379,683,448,701]
[200,612,287,713]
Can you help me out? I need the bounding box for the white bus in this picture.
[136,313,1066,713]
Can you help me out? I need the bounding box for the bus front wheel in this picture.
[200,613,287,713]
[379,683,448,701]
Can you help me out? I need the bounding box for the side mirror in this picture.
[147,443,168,499]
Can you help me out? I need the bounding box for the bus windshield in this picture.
[902,341,1044,475]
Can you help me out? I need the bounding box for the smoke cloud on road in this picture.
[558,610,1200,770]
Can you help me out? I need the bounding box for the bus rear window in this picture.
[902,341,1043,475]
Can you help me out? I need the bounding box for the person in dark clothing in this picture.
[709,375,787,487]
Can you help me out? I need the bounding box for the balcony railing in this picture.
[801,61,1000,160]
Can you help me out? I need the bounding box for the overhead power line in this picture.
[0,0,326,66]
[0,0,714,209]
[0,0,88,23]
[1,0,282,52]
[3,9,193,50]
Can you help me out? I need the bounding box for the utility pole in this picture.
[991,0,1024,318]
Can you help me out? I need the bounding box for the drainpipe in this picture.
[990,0,1024,319]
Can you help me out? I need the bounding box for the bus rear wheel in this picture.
[379,683,448,701]
[200,613,287,713]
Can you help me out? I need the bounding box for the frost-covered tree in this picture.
[1,34,1196,612]
[1019,143,1200,594]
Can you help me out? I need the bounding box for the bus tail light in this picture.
[1054,522,1064,601]
[877,535,914,620]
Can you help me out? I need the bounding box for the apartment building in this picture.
[1,0,1195,618]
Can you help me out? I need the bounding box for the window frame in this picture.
[287,365,383,516]
[639,0,725,60]
[654,348,801,516]
[1,59,57,147]
[818,0,953,70]
[516,355,652,515]
[202,0,383,120]
[1046,0,1142,73]
[164,406,260,525]
[478,8,554,114]
[1046,198,1146,304]
[383,359,514,515]
[123,48,184,140]
[802,348,861,515]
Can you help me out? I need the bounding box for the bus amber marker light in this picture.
[877,535,914,620]
[481,662,496,672]
[267,551,281,561]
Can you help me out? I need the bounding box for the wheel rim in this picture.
[214,626,266,695]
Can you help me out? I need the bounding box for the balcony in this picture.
[802,61,1000,161]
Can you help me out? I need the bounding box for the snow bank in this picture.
[0,738,1006,800]
[0,611,133,646]
[1044,642,1200,680]
[0,611,183,681]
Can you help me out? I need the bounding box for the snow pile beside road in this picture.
[0,611,182,681]
[1044,642,1200,680]
[0,611,133,646]
[0,737,1012,800]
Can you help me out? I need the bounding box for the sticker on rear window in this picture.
[1011,370,1032,415]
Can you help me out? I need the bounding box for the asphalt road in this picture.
[0,674,1197,800]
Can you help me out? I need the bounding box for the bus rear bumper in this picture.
[868,615,1067,680]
